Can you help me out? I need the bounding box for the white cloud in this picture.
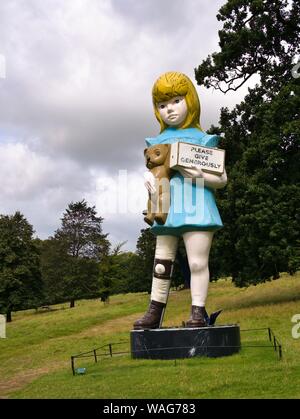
[0,142,91,198]
[0,142,94,238]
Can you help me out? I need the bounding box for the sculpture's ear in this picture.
[144,148,148,155]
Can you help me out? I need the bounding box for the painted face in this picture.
[157,96,188,127]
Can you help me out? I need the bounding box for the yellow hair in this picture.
[152,71,203,132]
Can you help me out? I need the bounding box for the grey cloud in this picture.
[110,0,224,35]
[111,0,192,31]
[0,0,247,249]
[0,0,225,173]
[103,213,146,252]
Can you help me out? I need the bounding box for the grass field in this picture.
[0,273,300,399]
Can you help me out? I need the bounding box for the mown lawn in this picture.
[0,273,300,399]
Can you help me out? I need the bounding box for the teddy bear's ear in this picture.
[144,148,148,155]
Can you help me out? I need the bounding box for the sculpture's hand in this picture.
[176,166,203,179]
[144,171,156,194]
[176,166,228,189]
[201,169,228,189]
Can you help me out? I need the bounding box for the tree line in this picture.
[0,201,187,322]
[196,0,300,286]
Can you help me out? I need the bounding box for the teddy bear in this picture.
[143,144,173,226]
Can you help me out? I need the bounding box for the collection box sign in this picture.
[170,141,225,175]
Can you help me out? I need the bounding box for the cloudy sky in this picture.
[0,0,255,251]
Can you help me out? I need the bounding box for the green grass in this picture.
[1,273,300,399]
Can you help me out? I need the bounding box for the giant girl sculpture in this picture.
[134,72,227,330]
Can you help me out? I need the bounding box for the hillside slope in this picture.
[0,273,299,399]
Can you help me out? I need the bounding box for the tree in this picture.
[99,245,138,299]
[39,238,71,305]
[134,229,156,293]
[55,200,110,260]
[53,200,110,307]
[98,242,125,302]
[195,0,300,285]
[0,212,43,322]
[98,254,112,303]
[195,0,300,94]
[98,241,139,300]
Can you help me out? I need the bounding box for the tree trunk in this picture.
[70,299,75,308]
[6,311,12,323]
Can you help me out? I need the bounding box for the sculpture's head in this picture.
[152,71,202,132]
[144,144,170,169]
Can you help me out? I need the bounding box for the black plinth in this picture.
[131,325,240,360]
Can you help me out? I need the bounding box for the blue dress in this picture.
[145,127,223,236]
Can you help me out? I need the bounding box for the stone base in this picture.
[130,325,240,360]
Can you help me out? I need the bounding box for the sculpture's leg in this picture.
[182,231,214,327]
[133,235,178,330]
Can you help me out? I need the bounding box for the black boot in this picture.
[186,306,207,328]
[133,300,165,330]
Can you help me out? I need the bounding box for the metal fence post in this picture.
[273,336,277,351]
[71,356,75,376]
[268,328,272,342]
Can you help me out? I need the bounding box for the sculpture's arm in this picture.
[176,166,228,190]
[202,169,227,189]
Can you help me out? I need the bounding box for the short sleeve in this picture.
[202,134,219,148]
[145,137,156,147]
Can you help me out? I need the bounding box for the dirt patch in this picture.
[0,312,144,398]
[0,361,67,398]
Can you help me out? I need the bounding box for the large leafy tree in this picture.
[38,238,71,305]
[195,0,300,285]
[99,242,138,299]
[134,228,156,293]
[47,200,110,307]
[196,0,299,93]
[55,200,110,260]
[0,212,43,322]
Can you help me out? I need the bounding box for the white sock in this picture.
[151,277,171,304]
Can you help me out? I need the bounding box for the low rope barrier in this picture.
[70,327,282,375]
